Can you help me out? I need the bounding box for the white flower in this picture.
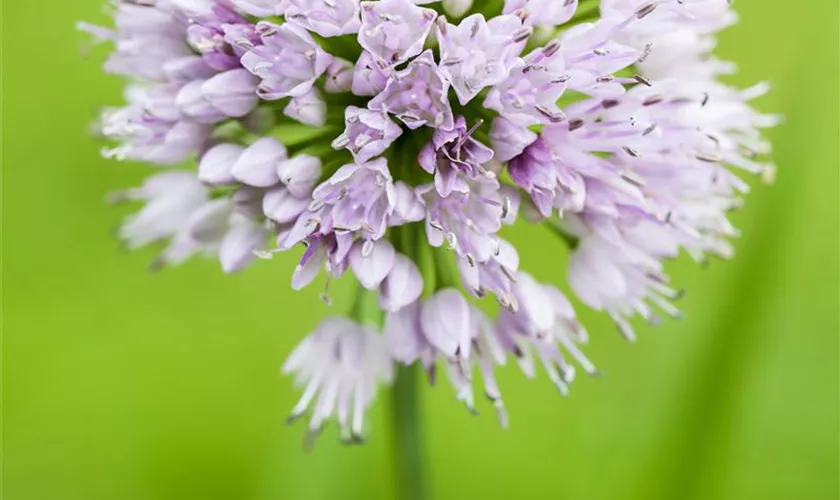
[283,317,394,443]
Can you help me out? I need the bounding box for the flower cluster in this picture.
[83,0,776,441]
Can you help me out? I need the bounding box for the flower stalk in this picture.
[390,364,427,500]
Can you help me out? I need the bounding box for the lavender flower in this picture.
[368,50,454,130]
[84,0,776,441]
[284,89,328,126]
[358,0,438,68]
[418,116,495,196]
[384,296,510,423]
[283,317,393,442]
[332,107,404,163]
[351,51,390,96]
[496,273,597,394]
[242,22,333,99]
[436,14,530,104]
[100,84,211,165]
[483,41,568,126]
[113,171,269,273]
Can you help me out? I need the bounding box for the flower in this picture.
[283,317,393,443]
[242,22,333,99]
[100,84,211,165]
[436,14,530,104]
[358,0,438,68]
[113,171,269,273]
[508,135,587,217]
[284,89,327,126]
[368,50,455,130]
[384,295,510,424]
[286,158,397,245]
[418,177,521,304]
[332,107,404,163]
[483,41,569,126]
[80,0,260,164]
[84,0,776,440]
[418,116,495,197]
[496,272,598,394]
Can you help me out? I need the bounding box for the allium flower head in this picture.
[84,0,776,442]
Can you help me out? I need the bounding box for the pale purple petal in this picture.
[332,106,403,163]
[277,154,323,198]
[349,238,397,290]
[198,143,243,185]
[325,58,355,93]
[231,137,287,187]
[383,302,427,363]
[286,0,362,37]
[380,254,423,311]
[352,51,389,96]
[202,68,259,118]
[263,187,309,223]
[420,288,470,357]
[219,215,267,273]
[284,89,327,126]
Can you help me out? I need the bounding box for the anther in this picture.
[635,2,656,19]
[633,74,652,87]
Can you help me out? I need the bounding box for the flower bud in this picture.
[202,69,259,118]
[380,254,423,312]
[176,80,225,123]
[231,137,287,187]
[219,215,266,273]
[324,59,354,93]
[284,89,326,126]
[420,288,471,357]
[351,51,389,96]
[277,154,322,198]
[262,186,309,224]
[198,144,243,185]
[349,239,396,290]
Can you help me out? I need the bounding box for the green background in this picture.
[3,1,838,499]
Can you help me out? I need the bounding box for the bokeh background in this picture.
[3,1,838,499]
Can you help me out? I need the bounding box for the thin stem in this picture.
[390,363,427,500]
[349,284,368,321]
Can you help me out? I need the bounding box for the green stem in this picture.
[391,363,427,500]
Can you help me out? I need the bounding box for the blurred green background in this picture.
[3,1,838,499]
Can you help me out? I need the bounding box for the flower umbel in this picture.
[84,0,776,443]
